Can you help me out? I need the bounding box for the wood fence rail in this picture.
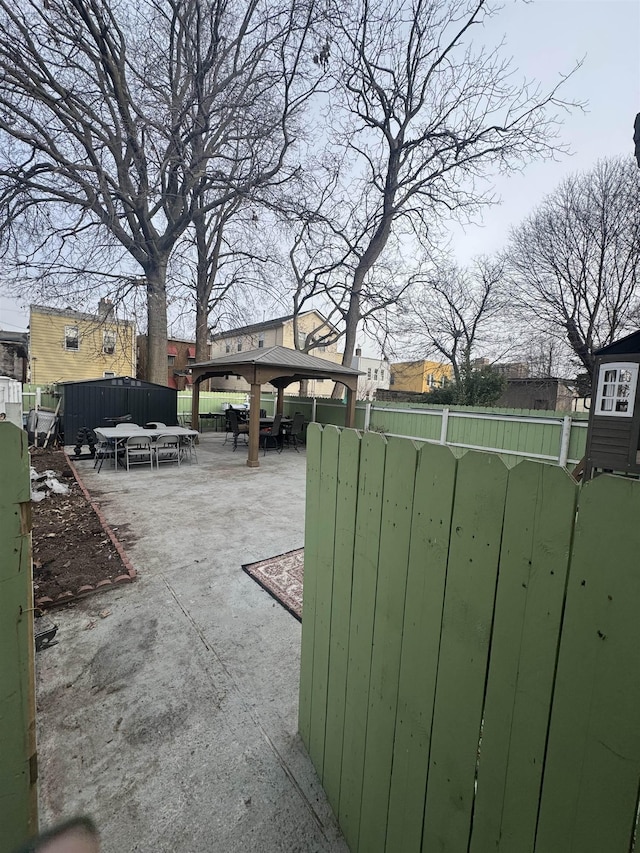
[300,424,640,853]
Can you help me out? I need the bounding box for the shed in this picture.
[59,376,177,443]
[584,331,640,479]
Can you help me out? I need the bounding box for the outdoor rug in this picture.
[242,548,304,621]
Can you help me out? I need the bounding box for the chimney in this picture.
[355,347,362,356]
[98,298,115,321]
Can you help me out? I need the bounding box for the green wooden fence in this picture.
[300,424,640,853]
[0,423,38,848]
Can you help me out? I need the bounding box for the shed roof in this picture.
[595,330,640,356]
[58,375,173,391]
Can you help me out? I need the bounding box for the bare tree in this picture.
[312,0,577,382]
[505,157,640,379]
[395,255,507,388]
[0,0,316,383]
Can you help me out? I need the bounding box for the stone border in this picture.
[34,452,137,611]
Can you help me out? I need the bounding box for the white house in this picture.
[351,350,390,400]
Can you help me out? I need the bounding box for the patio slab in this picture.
[35,434,349,853]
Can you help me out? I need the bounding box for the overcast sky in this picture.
[0,0,638,335]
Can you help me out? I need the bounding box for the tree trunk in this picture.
[146,259,169,385]
[566,318,595,379]
[333,155,399,399]
[195,290,209,363]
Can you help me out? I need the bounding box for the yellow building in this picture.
[209,311,343,397]
[390,359,453,393]
[29,301,136,385]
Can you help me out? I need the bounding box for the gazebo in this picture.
[190,346,363,467]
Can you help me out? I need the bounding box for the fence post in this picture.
[364,400,372,431]
[35,387,41,409]
[440,408,450,445]
[312,397,317,423]
[558,416,572,467]
[0,423,38,848]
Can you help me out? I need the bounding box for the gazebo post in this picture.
[247,382,261,468]
[276,386,285,416]
[191,378,200,431]
[345,385,357,428]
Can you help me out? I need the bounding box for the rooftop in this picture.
[210,310,332,341]
[30,304,135,327]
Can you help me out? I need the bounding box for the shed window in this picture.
[595,362,638,417]
[64,325,79,351]
[103,330,116,354]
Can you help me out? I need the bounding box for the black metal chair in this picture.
[259,413,283,455]
[228,409,249,450]
[94,438,116,471]
[283,412,306,452]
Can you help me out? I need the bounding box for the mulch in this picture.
[242,548,304,621]
[30,447,135,608]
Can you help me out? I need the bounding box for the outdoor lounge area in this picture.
[34,432,348,852]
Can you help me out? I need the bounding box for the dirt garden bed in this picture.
[30,447,135,607]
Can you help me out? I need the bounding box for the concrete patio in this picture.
[35,432,349,853]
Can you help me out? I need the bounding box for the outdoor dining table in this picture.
[94,425,199,471]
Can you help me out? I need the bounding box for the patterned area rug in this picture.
[242,548,304,621]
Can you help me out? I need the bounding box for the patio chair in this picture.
[155,433,181,467]
[93,438,116,472]
[125,434,154,471]
[228,409,249,450]
[179,433,198,464]
[259,413,283,455]
[283,412,306,452]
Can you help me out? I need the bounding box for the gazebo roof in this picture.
[189,346,362,469]
[190,345,362,381]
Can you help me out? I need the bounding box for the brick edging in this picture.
[34,452,137,611]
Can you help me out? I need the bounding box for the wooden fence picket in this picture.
[469,461,577,852]
[358,438,420,853]
[308,426,341,777]
[338,432,387,850]
[298,423,323,747]
[322,428,362,814]
[422,451,509,853]
[535,474,640,853]
[385,444,458,853]
[0,424,37,847]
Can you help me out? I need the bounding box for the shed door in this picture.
[595,362,638,417]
